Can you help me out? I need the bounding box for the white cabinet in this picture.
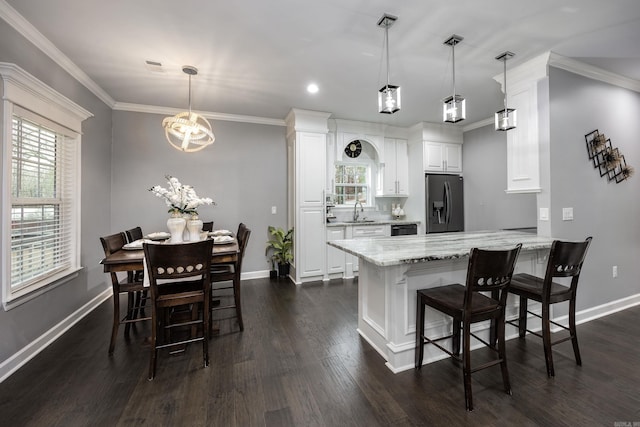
[424,141,462,173]
[298,207,325,278]
[326,227,345,275]
[378,138,409,196]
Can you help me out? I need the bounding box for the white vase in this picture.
[167,214,186,243]
[187,216,203,241]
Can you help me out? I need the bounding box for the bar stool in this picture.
[415,244,521,411]
[506,237,592,377]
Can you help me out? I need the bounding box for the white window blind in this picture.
[10,115,76,292]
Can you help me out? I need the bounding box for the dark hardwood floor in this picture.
[1,277,639,426]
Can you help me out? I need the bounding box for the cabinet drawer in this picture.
[352,225,388,237]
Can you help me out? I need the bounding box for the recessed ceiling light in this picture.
[307,83,319,94]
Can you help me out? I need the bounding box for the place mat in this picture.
[209,229,232,237]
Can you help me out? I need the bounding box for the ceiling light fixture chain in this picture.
[162,65,215,152]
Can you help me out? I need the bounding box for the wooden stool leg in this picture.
[415,294,425,369]
[233,274,244,331]
[109,289,120,354]
[462,321,473,411]
[542,302,554,377]
[518,296,528,338]
[149,308,158,380]
[569,297,582,366]
[452,319,461,357]
[124,293,134,337]
[498,314,512,395]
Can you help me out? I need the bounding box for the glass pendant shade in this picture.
[443,95,466,123]
[495,108,517,131]
[443,35,465,123]
[495,51,516,132]
[377,14,400,115]
[162,66,215,152]
[378,85,401,114]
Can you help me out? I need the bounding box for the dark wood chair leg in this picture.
[518,295,528,338]
[149,309,158,380]
[124,293,135,337]
[452,319,461,357]
[233,273,244,331]
[109,290,120,354]
[542,302,554,377]
[498,314,512,395]
[415,294,425,369]
[463,322,473,411]
[203,301,210,367]
[569,297,582,366]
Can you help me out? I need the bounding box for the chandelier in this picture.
[377,13,401,114]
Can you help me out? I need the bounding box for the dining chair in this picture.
[124,226,147,317]
[202,221,214,232]
[100,232,151,354]
[144,239,213,380]
[506,237,592,377]
[415,244,522,411]
[210,223,251,333]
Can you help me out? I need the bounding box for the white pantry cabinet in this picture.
[378,138,409,196]
[423,141,462,173]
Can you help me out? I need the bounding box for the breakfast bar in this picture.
[328,230,555,373]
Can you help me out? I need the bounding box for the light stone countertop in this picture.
[326,219,420,227]
[327,230,555,267]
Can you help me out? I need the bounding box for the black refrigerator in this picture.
[425,174,464,233]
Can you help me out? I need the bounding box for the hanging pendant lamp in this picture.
[495,52,516,131]
[377,13,401,114]
[162,66,215,152]
[443,34,465,123]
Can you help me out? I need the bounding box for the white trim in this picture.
[0,0,115,108]
[113,102,286,127]
[548,52,640,93]
[0,288,111,383]
[462,117,494,132]
[240,269,270,280]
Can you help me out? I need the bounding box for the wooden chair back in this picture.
[125,226,143,243]
[202,222,214,232]
[543,237,592,297]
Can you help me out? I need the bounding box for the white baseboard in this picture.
[241,269,270,281]
[553,293,640,328]
[0,288,112,383]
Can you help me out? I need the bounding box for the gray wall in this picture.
[462,125,537,231]
[0,20,113,362]
[547,67,640,309]
[110,111,288,273]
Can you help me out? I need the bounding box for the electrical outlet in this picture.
[271,206,277,214]
[612,265,618,278]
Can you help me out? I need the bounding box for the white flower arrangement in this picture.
[149,175,214,216]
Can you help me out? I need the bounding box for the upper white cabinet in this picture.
[378,138,409,196]
[424,141,462,173]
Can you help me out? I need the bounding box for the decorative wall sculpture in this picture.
[585,130,634,183]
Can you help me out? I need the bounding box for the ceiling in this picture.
[5,0,640,127]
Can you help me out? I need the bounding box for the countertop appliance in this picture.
[426,173,464,233]
[391,223,418,236]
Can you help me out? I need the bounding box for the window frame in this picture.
[1,63,92,309]
[333,162,372,207]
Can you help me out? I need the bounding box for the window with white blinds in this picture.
[10,116,76,291]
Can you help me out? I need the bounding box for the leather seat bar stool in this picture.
[506,237,592,377]
[416,244,522,411]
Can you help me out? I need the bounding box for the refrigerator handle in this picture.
[444,181,451,224]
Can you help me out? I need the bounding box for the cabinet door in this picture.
[395,139,409,195]
[444,143,462,173]
[299,132,326,205]
[326,227,345,274]
[298,208,325,278]
[424,142,445,172]
[383,138,398,194]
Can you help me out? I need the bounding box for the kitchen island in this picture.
[327,230,554,373]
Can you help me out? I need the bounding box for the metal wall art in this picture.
[585,130,634,183]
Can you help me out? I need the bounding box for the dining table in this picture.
[100,237,239,277]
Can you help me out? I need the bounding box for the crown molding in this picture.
[113,102,286,127]
[462,117,494,133]
[548,52,640,93]
[0,0,116,107]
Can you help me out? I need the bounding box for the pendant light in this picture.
[495,51,516,131]
[377,13,401,114]
[443,34,465,123]
[162,66,215,152]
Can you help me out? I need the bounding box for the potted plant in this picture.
[265,226,294,278]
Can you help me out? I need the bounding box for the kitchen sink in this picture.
[343,220,376,223]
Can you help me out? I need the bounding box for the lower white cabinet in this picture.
[297,207,326,279]
[349,224,390,273]
[326,227,345,275]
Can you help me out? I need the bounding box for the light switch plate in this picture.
[271,206,277,214]
[562,207,574,221]
[539,208,549,221]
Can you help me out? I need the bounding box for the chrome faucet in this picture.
[353,200,364,221]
